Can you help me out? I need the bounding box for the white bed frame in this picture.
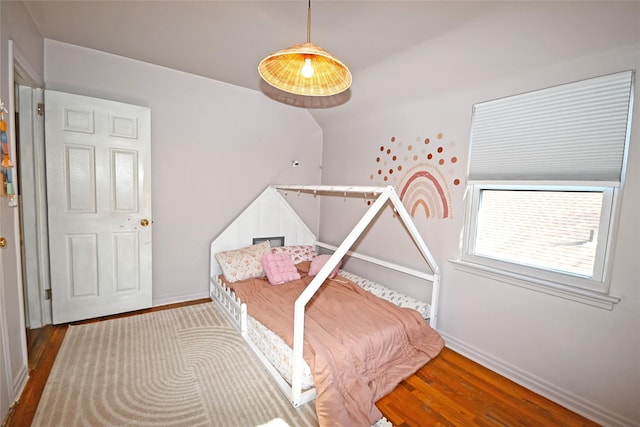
[209,184,440,408]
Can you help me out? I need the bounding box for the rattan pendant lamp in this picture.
[258,0,352,97]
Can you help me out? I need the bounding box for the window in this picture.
[458,71,634,307]
[465,185,613,291]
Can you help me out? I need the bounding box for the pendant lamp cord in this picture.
[307,0,311,43]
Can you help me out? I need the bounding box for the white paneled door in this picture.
[45,91,152,324]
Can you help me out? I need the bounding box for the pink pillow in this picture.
[262,253,301,285]
[308,254,342,279]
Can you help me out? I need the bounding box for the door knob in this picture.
[0,237,6,248]
[140,219,150,227]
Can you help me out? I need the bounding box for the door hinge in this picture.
[45,288,51,300]
[37,103,44,117]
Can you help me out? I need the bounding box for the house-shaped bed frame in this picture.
[209,184,440,408]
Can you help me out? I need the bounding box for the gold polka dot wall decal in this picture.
[370,174,374,180]
[451,156,457,163]
[437,147,443,153]
[408,145,413,151]
[391,136,396,142]
[376,157,381,162]
[439,159,445,165]
[427,153,433,160]
[392,155,397,161]
[424,138,430,144]
[413,155,418,161]
[454,178,460,185]
[387,149,391,154]
[378,169,382,175]
[380,146,385,151]
[398,165,403,171]
[437,133,443,139]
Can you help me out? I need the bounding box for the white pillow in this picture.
[216,241,271,282]
[270,245,317,264]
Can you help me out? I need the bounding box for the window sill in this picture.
[449,259,620,310]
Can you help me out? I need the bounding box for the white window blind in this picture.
[468,70,634,184]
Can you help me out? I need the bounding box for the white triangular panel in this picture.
[209,186,316,279]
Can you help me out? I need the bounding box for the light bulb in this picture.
[301,58,314,78]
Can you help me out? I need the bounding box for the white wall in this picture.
[0,1,43,423]
[44,40,323,306]
[315,2,639,426]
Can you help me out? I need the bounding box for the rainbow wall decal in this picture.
[369,132,462,219]
[398,166,449,219]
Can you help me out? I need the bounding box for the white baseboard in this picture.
[151,290,210,308]
[440,332,637,427]
[12,364,29,404]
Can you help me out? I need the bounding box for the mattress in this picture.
[244,269,431,389]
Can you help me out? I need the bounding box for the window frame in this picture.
[460,182,618,295]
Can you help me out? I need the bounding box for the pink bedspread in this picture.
[228,270,444,427]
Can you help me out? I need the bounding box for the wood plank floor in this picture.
[5,299,600,427]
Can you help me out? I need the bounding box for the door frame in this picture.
[11,41,50,329]
[17,84,48,329]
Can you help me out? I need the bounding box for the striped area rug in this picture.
[32,303,318,427]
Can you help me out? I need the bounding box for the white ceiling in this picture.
[23,1,488,98]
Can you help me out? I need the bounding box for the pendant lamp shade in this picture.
[258,2,352,97]
[259,42,351,96]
